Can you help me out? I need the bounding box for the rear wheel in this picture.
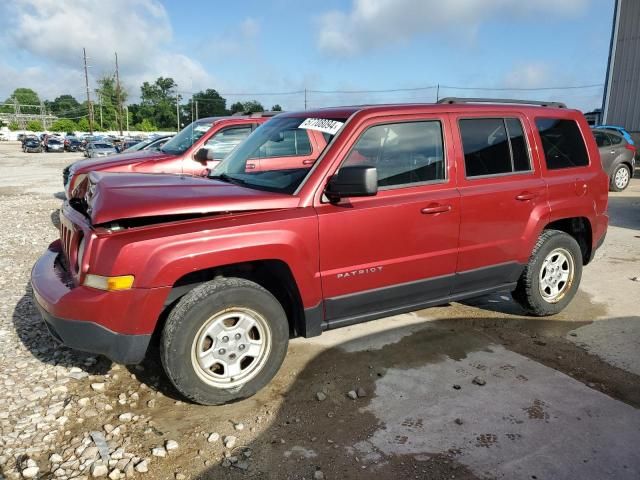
[512,230,582,316]
[160,277,289,405]
[610,164,631,192]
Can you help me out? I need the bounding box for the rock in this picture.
[207,432,220,443]
[356,387,367,398]
[91,383,106,392]
[452,384,461,390]
[108,468,122,479]
[234,422,244,431]
[124,460,135,477]
[147,399,156,408]
[224,436,237,449]
[165,440,179,451]
[152,447,167,457]
[50,453,63,464]
[316,391,327,401]
[175,474,186,480]
[314,470,325,480]
[21,466,39,479]
[472,376,486,386]
[221,459,231,468]
[631,276,639,282]
[234,461,249,470]
[81,446,100,460]
[78,398,91,407]
[118,413,133,423]
[454,418,464,425]
[347,390,358,400]
[91,463,109,477]
[134,460,149,473]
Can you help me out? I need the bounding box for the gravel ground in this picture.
[0,142,638,480]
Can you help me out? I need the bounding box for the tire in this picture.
[512,230,582,316]
[160,277,289,405]
[610,163,631,192]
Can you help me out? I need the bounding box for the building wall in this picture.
[603,0,640,132]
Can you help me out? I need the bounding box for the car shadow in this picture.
[180,314,640,479]
[11,284,112,375]
[607,195,640,230]
[50,208,61,229]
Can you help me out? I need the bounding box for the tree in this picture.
[8,122,20,131]
[186,89,227,119]
[135,77,179,129]
[135,118,157,132]
[2,88,41,114]
[95,76,128,131]
[26,120,43,131]
[271,104,282,111]
[242,100,264,113]
[77,117,90,132]
[229,102,245,114]
[48,95,81,116]
[51,118,78,133]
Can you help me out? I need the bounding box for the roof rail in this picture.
[437,97,567,108]
[231,110,283,117]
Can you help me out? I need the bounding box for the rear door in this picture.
[451,113,549,294]
[593,130,615,174]
[316,115,460,325]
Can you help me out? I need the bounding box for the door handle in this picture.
[246,163,256,170]
[302,159,314,165]
[421,204,451,214]
[515,192,538,201]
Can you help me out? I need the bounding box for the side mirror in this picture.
[194,147,209,163]
[325,165,378,202]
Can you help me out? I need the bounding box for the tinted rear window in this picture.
[536,118,589,170]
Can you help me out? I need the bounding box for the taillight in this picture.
[625,144,636,153]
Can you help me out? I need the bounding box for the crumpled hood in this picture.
[71,150,169,173]
[86,171,299,225]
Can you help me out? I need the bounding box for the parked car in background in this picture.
[64,137,83,152]
[116,139,141,153]
[594,125,635,145]
[33,99,608,405]
[45,138,64,153]
[65,112,280,198]
[23,138,43,153]
[124,135,173,153]
[592,129,636,191]
[85,142,117,158]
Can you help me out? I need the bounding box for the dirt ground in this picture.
[0,142,638,480]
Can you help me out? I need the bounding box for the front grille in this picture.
[59,211,81,276]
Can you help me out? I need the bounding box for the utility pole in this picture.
[436,83,440,102]
[83,47,94,134]
[176,92,180,132]
[115,52,123,136]
[304,88,307,110]
[195,100,198,120]
[99,93,103,129]
[40,101,45,129]
[125,106,129,133]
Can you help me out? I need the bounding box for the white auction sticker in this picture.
[299,118,344,135]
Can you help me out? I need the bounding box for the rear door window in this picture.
[536,118,589,169]
[254,129,312,158]
[593,131,611,147]
[204,126,252,160]
[459,118,531,177]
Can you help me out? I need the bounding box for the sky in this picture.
[0,0,615,112]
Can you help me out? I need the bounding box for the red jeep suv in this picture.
[32,99,608,405]
[64,112,280,198]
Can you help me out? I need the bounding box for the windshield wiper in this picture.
[209,173,248,186]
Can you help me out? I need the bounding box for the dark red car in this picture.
[33,99,608,405]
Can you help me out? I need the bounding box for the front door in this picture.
[316,116,460,326]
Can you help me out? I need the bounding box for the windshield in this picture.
[161,119,215,155]
[210,115,346,194]
[93,143,112,149]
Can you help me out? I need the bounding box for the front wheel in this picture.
[160,277,289,405]
[610,164,631,192]
[512,230,582,316]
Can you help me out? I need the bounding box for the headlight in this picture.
[67,173,86,198]
[83,274,135,291]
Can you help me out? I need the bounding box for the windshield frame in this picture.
[160,118,217,155]
[210,114,350,195]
